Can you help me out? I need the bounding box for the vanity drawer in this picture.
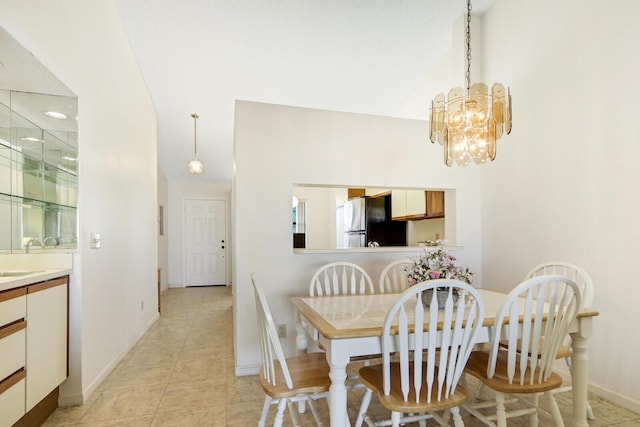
[0,320,26,381]
[0,287,26,326]
[0,369,26,427]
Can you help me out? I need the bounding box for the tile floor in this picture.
[43,286,639,426]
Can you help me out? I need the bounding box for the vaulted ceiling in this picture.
[113,0,494,182]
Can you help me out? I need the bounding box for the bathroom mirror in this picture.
[0,26,78,253]
[292,185,454,250]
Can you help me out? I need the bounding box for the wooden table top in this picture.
[291,289,599,340]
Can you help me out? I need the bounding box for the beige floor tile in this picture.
[42,402,92,425]
[79,383,165,423]
[151,406,226,427]
[106,362,175,389]
[125,342,185,367]
[170,357,228,385]
[179,343,227,362]
[76,416,154,427]
[226,374,264,404]
[158,378,226,412]
[225,400,265,426]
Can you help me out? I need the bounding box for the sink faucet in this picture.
[25,238,45,253]
[43,236,58,247]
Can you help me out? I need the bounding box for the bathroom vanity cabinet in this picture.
[0,274,68,427]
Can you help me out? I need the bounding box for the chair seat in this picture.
[499,339,572,360]
[464,350,563,394]
[359,362,469,413]
[259,352,331,399]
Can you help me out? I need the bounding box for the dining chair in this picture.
[378,259,413,293]
[524,262,595,420]
[462,274,581,427]
[252,274,331,427]
[309,261,375,296]
[307,261,375,352]
[307,262,377,389]
[355,279,485,427]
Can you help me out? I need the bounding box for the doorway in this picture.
[184,199,226,286]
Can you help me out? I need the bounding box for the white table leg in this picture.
[295,311,310,414]
[326,339,351,427]
[570,316,593,427]
[294,309,308,356]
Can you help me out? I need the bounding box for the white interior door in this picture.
[184,199,226,286]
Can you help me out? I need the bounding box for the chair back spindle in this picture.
[381,280,484,404]
[309,262,374,296]
[525,261,594,308]
[252,275,293,389]
[488,275,581,386]
[378,259,413,293]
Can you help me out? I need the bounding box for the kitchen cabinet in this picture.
[392,190,445,220]
[26,276,68,412]
[425,191,445,218]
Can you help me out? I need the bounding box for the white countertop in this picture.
[293,246,462,254]
[0,268,73,292]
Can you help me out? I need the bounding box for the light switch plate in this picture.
[90,233,101,249]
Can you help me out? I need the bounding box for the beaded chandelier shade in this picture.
[429,0,512,166]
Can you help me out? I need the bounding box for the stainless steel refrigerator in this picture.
[343,195,406,248]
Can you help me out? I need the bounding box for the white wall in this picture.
[1,0,158,404]
[292,186,340,249]
[478,0,640,410]
[167,181,231,287]
[398,0,640,411]
[233,100,483,373]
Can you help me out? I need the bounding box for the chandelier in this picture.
[429,0,512,166]
[187,113,204,175]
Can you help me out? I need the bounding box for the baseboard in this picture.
[58,392,83,406]
[235,364,261,376]
[588,383,640,414]
[555,368,640,414]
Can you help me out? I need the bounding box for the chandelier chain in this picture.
[465,0,472,93]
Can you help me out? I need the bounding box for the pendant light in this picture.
[187,113,204,175]
[429,0,512,166]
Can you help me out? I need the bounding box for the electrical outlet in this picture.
[277,324,286,338]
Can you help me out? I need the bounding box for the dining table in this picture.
[291,288,599,427]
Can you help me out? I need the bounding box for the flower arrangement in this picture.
[403,248,473,290]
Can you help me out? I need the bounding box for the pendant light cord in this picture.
[191,113,199,158]
[465,0,472,95]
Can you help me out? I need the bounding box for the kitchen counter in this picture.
[293,245,462,254]
[0,268,73,292]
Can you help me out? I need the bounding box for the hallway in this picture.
[43,286,639,426]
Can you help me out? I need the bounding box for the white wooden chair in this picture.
[355,279,485,427]
[252,275,330,427]
[462,275,581,427]
[307,261,375,352]
[378,259,413,293]
[525,262,595,420]
[309,261,375,296]
[307,262,376,390]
